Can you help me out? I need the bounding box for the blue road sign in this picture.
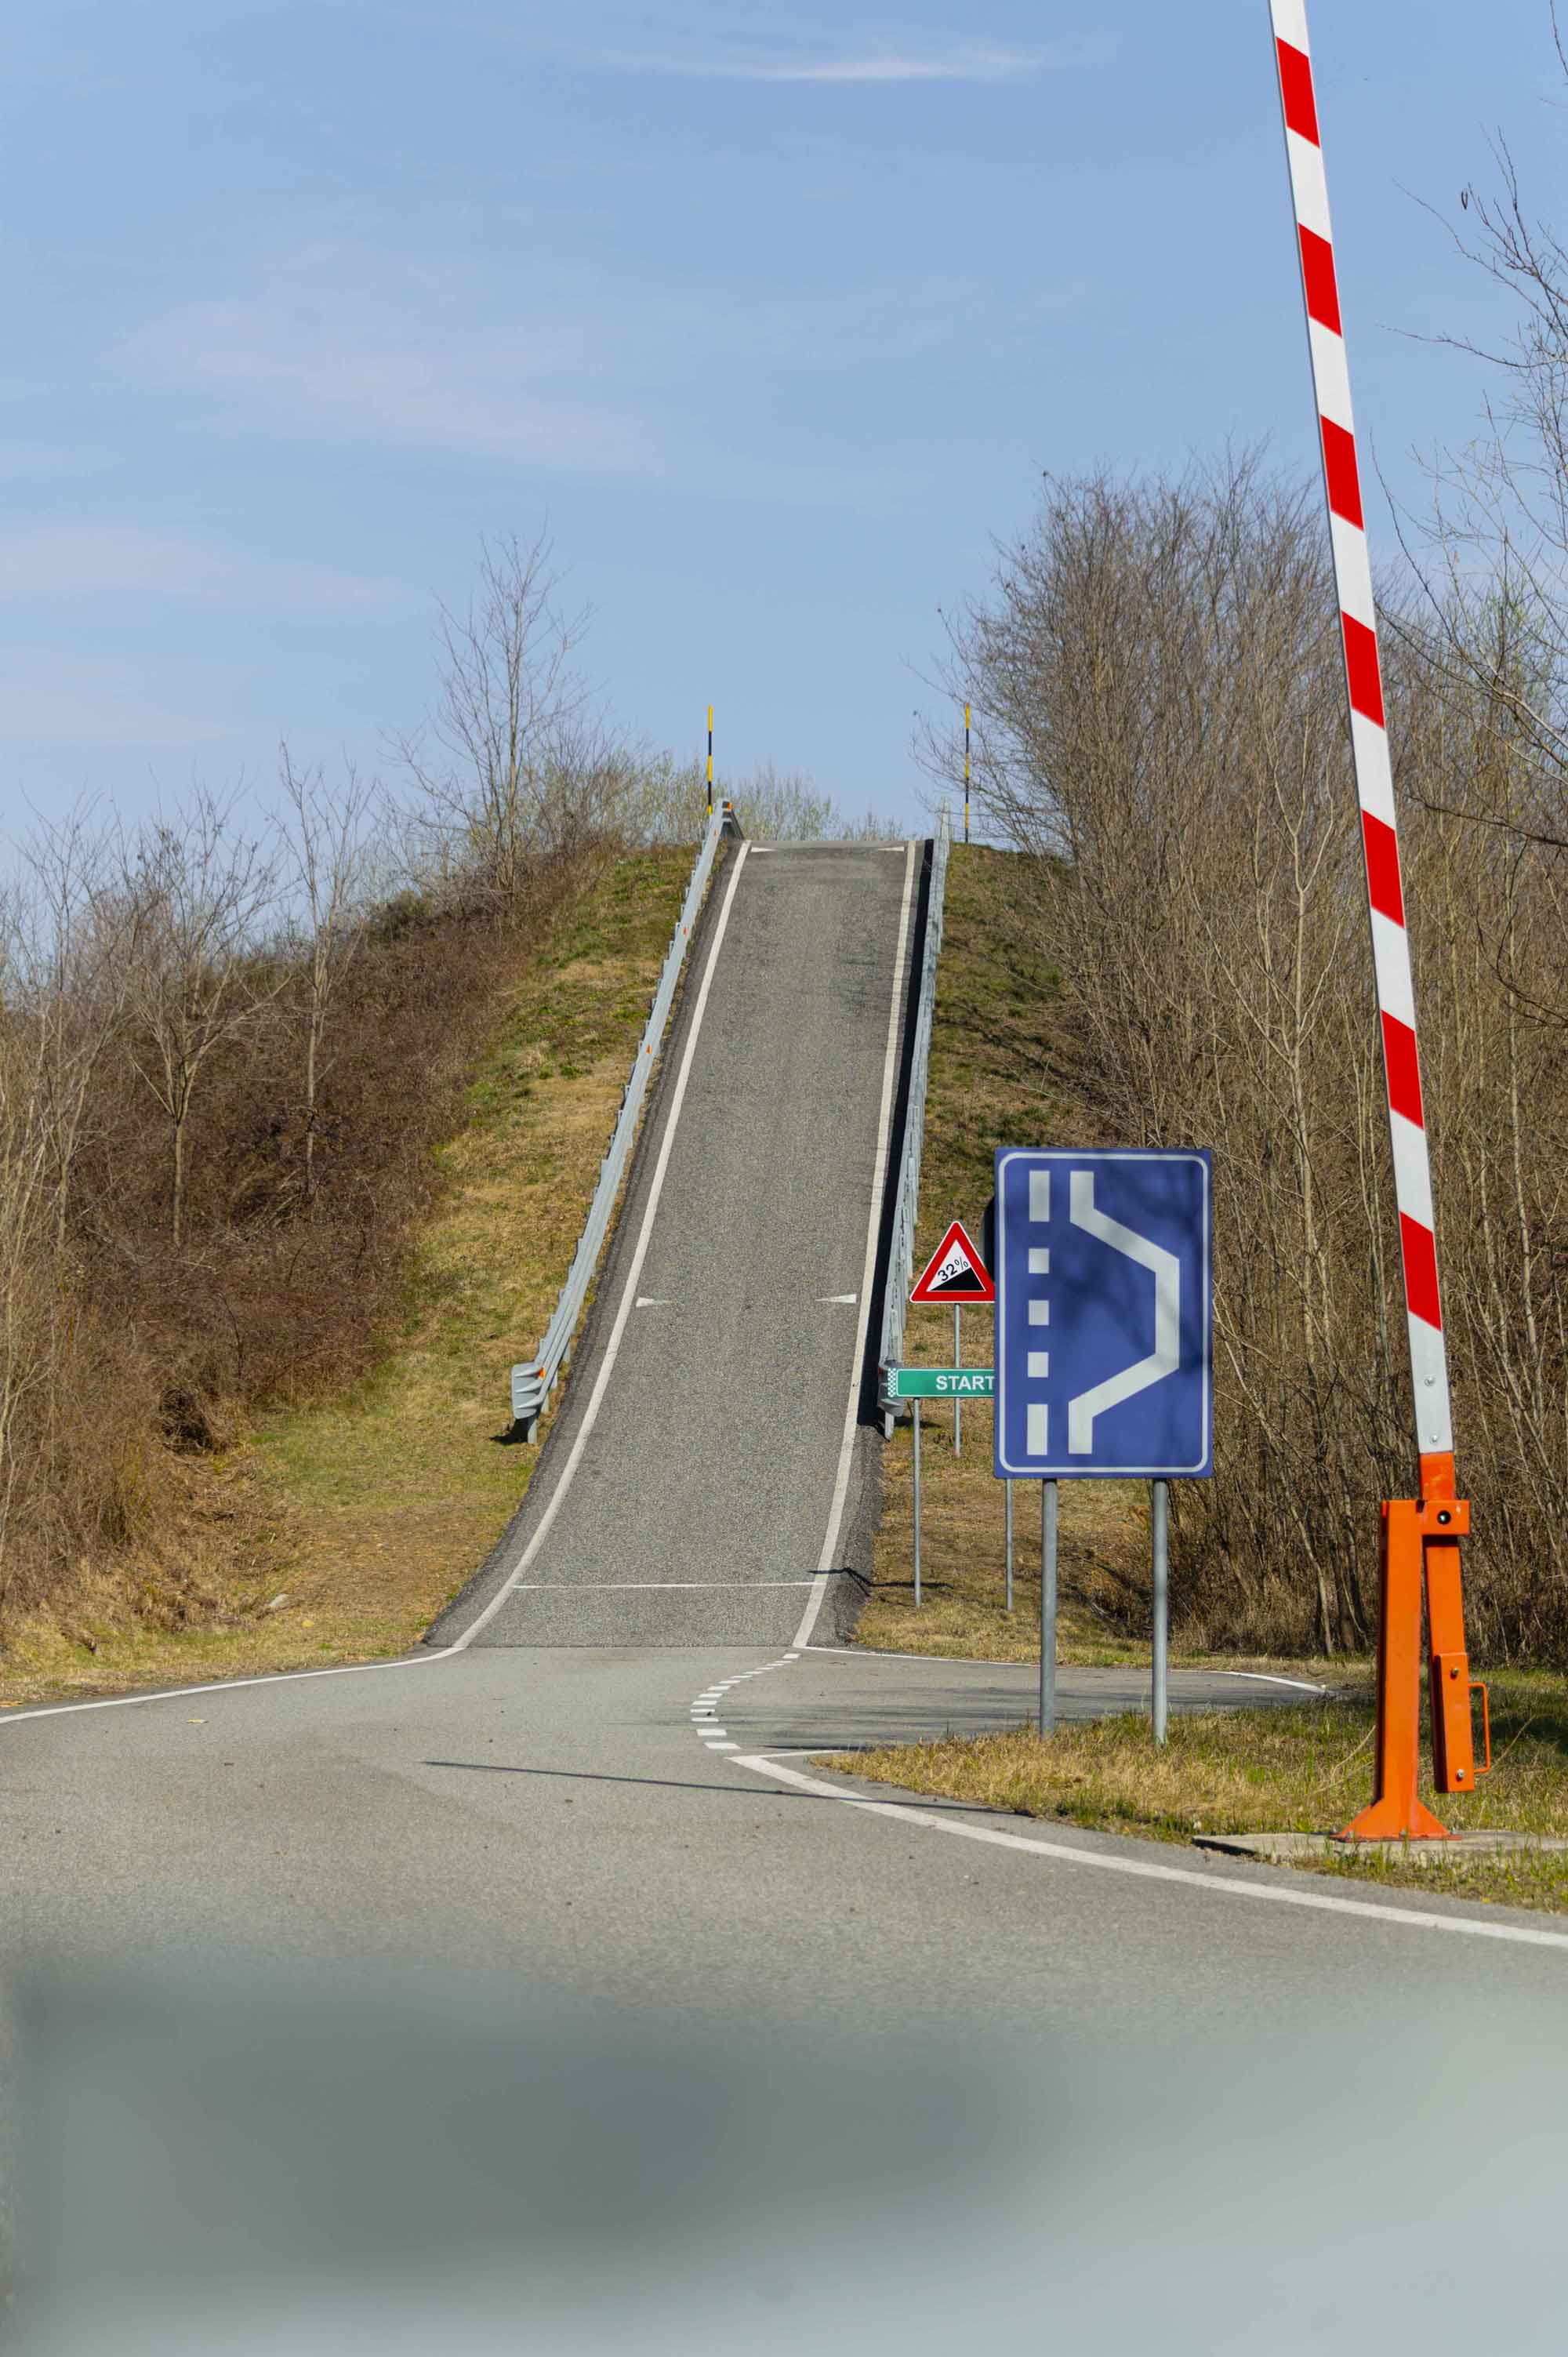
[994,1149,1212,1479]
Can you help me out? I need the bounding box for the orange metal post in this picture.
[1340,1451,1479,1841]
[1341,1502,1449,1841]
[1422,1455,1477,1800]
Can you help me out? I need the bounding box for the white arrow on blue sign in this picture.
[993,1148,1213,1479]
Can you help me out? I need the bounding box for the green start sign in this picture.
[885,1367,995,1400]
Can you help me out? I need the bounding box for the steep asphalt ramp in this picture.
[431,837,918,1650]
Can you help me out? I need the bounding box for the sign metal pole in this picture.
[706,704,713,820]
[1151,1479,1170,1745]
[1004,1477,1013,1613]
[964,703,971,845]
[912,1400,922,1608]
[1040,1479,1058,1736]
[953,1303,962,1454]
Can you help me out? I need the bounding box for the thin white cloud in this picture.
[587,38,1112,83]
[114,239,952,511]
[0,525,401,613]
[381,11,1113,87]
[0,649,231,750]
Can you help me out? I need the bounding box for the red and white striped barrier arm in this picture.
[1269,0,1454,1486]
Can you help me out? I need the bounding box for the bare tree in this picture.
[395,532,605,899]
[0,1012,60,1611]
[278,748,375,1209]
[119,790,280,1248]
[6,802,136,1269]
[1393,13,1568,870]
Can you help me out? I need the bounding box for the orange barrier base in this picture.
[1340,1458,1477,1843]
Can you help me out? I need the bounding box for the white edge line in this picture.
[733,1753,1568,1954]
[792,837,919,1650]
[1214,1670,1328,1694]
[803,1643,1329,1693]
[452,844,751,1650]
[506,1581,815,1592]
[0,1644,463,1730]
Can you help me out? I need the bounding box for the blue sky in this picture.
[2,1,1558,833]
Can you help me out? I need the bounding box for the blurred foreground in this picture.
[9,1959,1566,2352]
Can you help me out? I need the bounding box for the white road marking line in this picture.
[793,840,919,1652]
[801,1642,1022,1665]
[818,1293,858,1305]
[452,844,752,1650]
[634,1297,673,1308]
[0,1644,466,1729]
[733,1754,1568,1954]
[1214,1670,1329,1693]
[802,1643,1330,1700]
[503,1581,815,1592]
[684,1651,801,1756]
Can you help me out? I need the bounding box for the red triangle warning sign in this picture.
[910,1220,995,1305]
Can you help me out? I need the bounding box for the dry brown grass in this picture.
[0,845,697,1701]
[831,1671,1568,1914]
[864,1403,1152,1665]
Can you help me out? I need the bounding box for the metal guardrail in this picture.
[510,804,740,1438]
[877,804,953,1435]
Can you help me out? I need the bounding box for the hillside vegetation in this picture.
[920,456,1567,1668]
[0,844,696,1701]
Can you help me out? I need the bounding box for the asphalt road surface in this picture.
[6,837,1566,2347]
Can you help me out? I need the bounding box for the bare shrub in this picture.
[117,789,281,1248]
[620,751,897,844]
[277,749,376,1211]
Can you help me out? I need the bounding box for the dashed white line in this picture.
[684,1652,800,1761]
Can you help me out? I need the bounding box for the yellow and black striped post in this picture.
[706,704,713,820]
[964,703,971,844]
